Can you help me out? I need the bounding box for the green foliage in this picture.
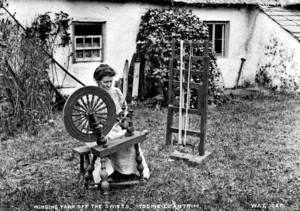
[136,8,226,105]
[26,11,71,52]
[255,34,300,92]
[0,12,71,138]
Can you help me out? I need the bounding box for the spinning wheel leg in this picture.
[84,154,97,188]
[80,155,85,174]
[85,154,90,166]
[135,144,144,181]
[100,157,110,196]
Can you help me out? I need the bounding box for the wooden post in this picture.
[126,53,137,103]
[138,57,146,100]
[166,39,175,145]
[132,61,140,100]
[199,41,209,156]
[235,58,246,89]
[123,60,129,99]
[178,40,184,145]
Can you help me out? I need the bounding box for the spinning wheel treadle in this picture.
[63,86,117,142]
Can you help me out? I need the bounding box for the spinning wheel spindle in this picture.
[87,114,107,147]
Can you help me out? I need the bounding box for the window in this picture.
[73,21,104,62]
[205,22,229,57]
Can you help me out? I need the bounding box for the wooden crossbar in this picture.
[173,80,203,89]
[172,68,205,76]
[170,127,201,136]
[168,105,200,115]
[174,55,206,62]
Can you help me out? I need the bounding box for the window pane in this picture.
[215,24,224,40]
[92,50,100,57]
[215,39,223,54]
[93,37,101,47]
[76,37,84,48]
[74,24,102,36]
[85,37,92,47]
[84,50,92,58]
[76,50,84,58]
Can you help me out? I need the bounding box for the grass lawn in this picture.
[1,94,300,211]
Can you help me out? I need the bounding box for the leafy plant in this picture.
[0,11,71,138]
[136,8,227,106]
[255,34,300,92]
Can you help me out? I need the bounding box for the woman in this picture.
[86,64,150,183]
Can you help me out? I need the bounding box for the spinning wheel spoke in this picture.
[93,100,105,112]
[73,115,86,123]
[94,105,107,113]
[80,97,89,112]
[90,94,95,111]
[72,113,85,117]
[86,94,94,113]
[86,122,92,134]
[72,108,86,117]
[83,120,92,134]
[91,96,101,111]
[74,103,86,112]
[94,114,107,120]
[85,95,91,111]
[79,118,88,132]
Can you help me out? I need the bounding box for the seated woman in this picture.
[86,64,150,183]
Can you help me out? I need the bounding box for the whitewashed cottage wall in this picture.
[244,11,300,88]
[8,0,296,94]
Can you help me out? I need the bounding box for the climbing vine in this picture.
[255,34,300,92]
[136,8,226,106]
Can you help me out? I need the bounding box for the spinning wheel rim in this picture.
[63,86,117,142]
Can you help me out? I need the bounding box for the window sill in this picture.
[73,58,103,63]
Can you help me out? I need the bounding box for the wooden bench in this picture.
[72,130,148,195]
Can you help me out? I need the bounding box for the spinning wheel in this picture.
[63,86,117,142]
[64,86,148,195]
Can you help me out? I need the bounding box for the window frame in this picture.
[72,21,105,63]
[204,21,229,57]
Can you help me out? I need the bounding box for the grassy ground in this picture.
[1,93,300,211]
